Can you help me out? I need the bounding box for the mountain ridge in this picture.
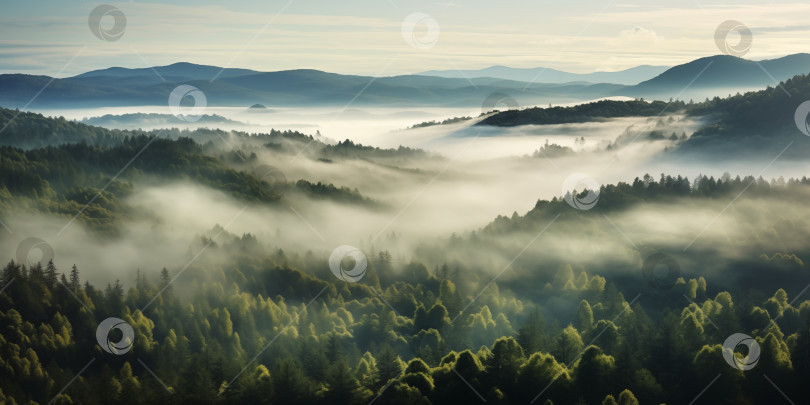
[417,64,671,85]
[620,53,810,99]
[2,54,810,109]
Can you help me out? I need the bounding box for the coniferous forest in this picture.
[3,82,810,404]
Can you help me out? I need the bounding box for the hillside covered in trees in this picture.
[478,99,679,127]
[2,170,810,404]
[477,72,810,158]
[1,103,810,404]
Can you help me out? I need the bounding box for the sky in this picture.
[1,0,810,77]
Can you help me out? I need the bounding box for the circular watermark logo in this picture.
[329,245,367,282]
[88,5,127,42]
[168,85,207,122]
[401,12,440,50]
[251,165,287,199]
[794,100,810,136]
[642,252,680,290]
[481,92,519,115]
[15,237,54,267]
[714,20,752,57]
[722,333,760,371]
[562,174,600,210]
[96,317,135,355]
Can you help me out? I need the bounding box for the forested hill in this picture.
[679,73,810,157]
[0,108,435,233]
[0,106,428,160]
[476,72,810,158]
[477,99,679,127]
[0,107,131,148]
[2,174,810,404]
[477,72,810,132]
[0,107,310,149]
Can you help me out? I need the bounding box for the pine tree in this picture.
[69,264,80,292]
[326,333,343,362]
[517,308,546,354]
[324,359,368,405]
[45,259,57,288]
[376,345,404,388]
[271,359,311,405]
[160,267,170,286]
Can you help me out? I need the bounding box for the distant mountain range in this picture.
[74,63,261,81]
[1,55,809,109]
[418,65,670,85]
[0,64,620,109]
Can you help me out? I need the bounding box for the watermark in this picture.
[96,317,135,355]
[88,5,127,42]
[401,12,440,50]
[168,85,207,122]
[481,92,519,115]
[794,100,810,136]
[562,173,600,210]
[15,237,54,267]
[722,333,760,371]
[642,252,680,290]
[329,245,367,282]
[714,20,752,57]
[251,165,288,199]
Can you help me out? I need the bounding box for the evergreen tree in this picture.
[323,359,369,405]
[69,264,80,292]
[271,359,312,405]
[376,345,404,388]
[45,259,57,288]
[554,325,584,365]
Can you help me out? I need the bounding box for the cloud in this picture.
[2,1,810,77]
[752,24,810,32]
[619,26,661,41]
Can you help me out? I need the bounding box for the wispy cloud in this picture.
[1,1,809,76]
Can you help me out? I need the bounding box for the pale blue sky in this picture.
[1,0,809,76]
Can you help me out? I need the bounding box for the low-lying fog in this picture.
[9,102,810,288]
[32,96,638,156]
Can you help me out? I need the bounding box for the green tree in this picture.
[375,345,405,389]
[69,264,80,292]
[617,389,638,405]
[576,300,594,333]
[484,337,525,394]
[517,308,546,354]
[44,259,57,288]
[271,359,312,405]
[554,325,584,365]
[323,359,370,405]
[574,346,615,404]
